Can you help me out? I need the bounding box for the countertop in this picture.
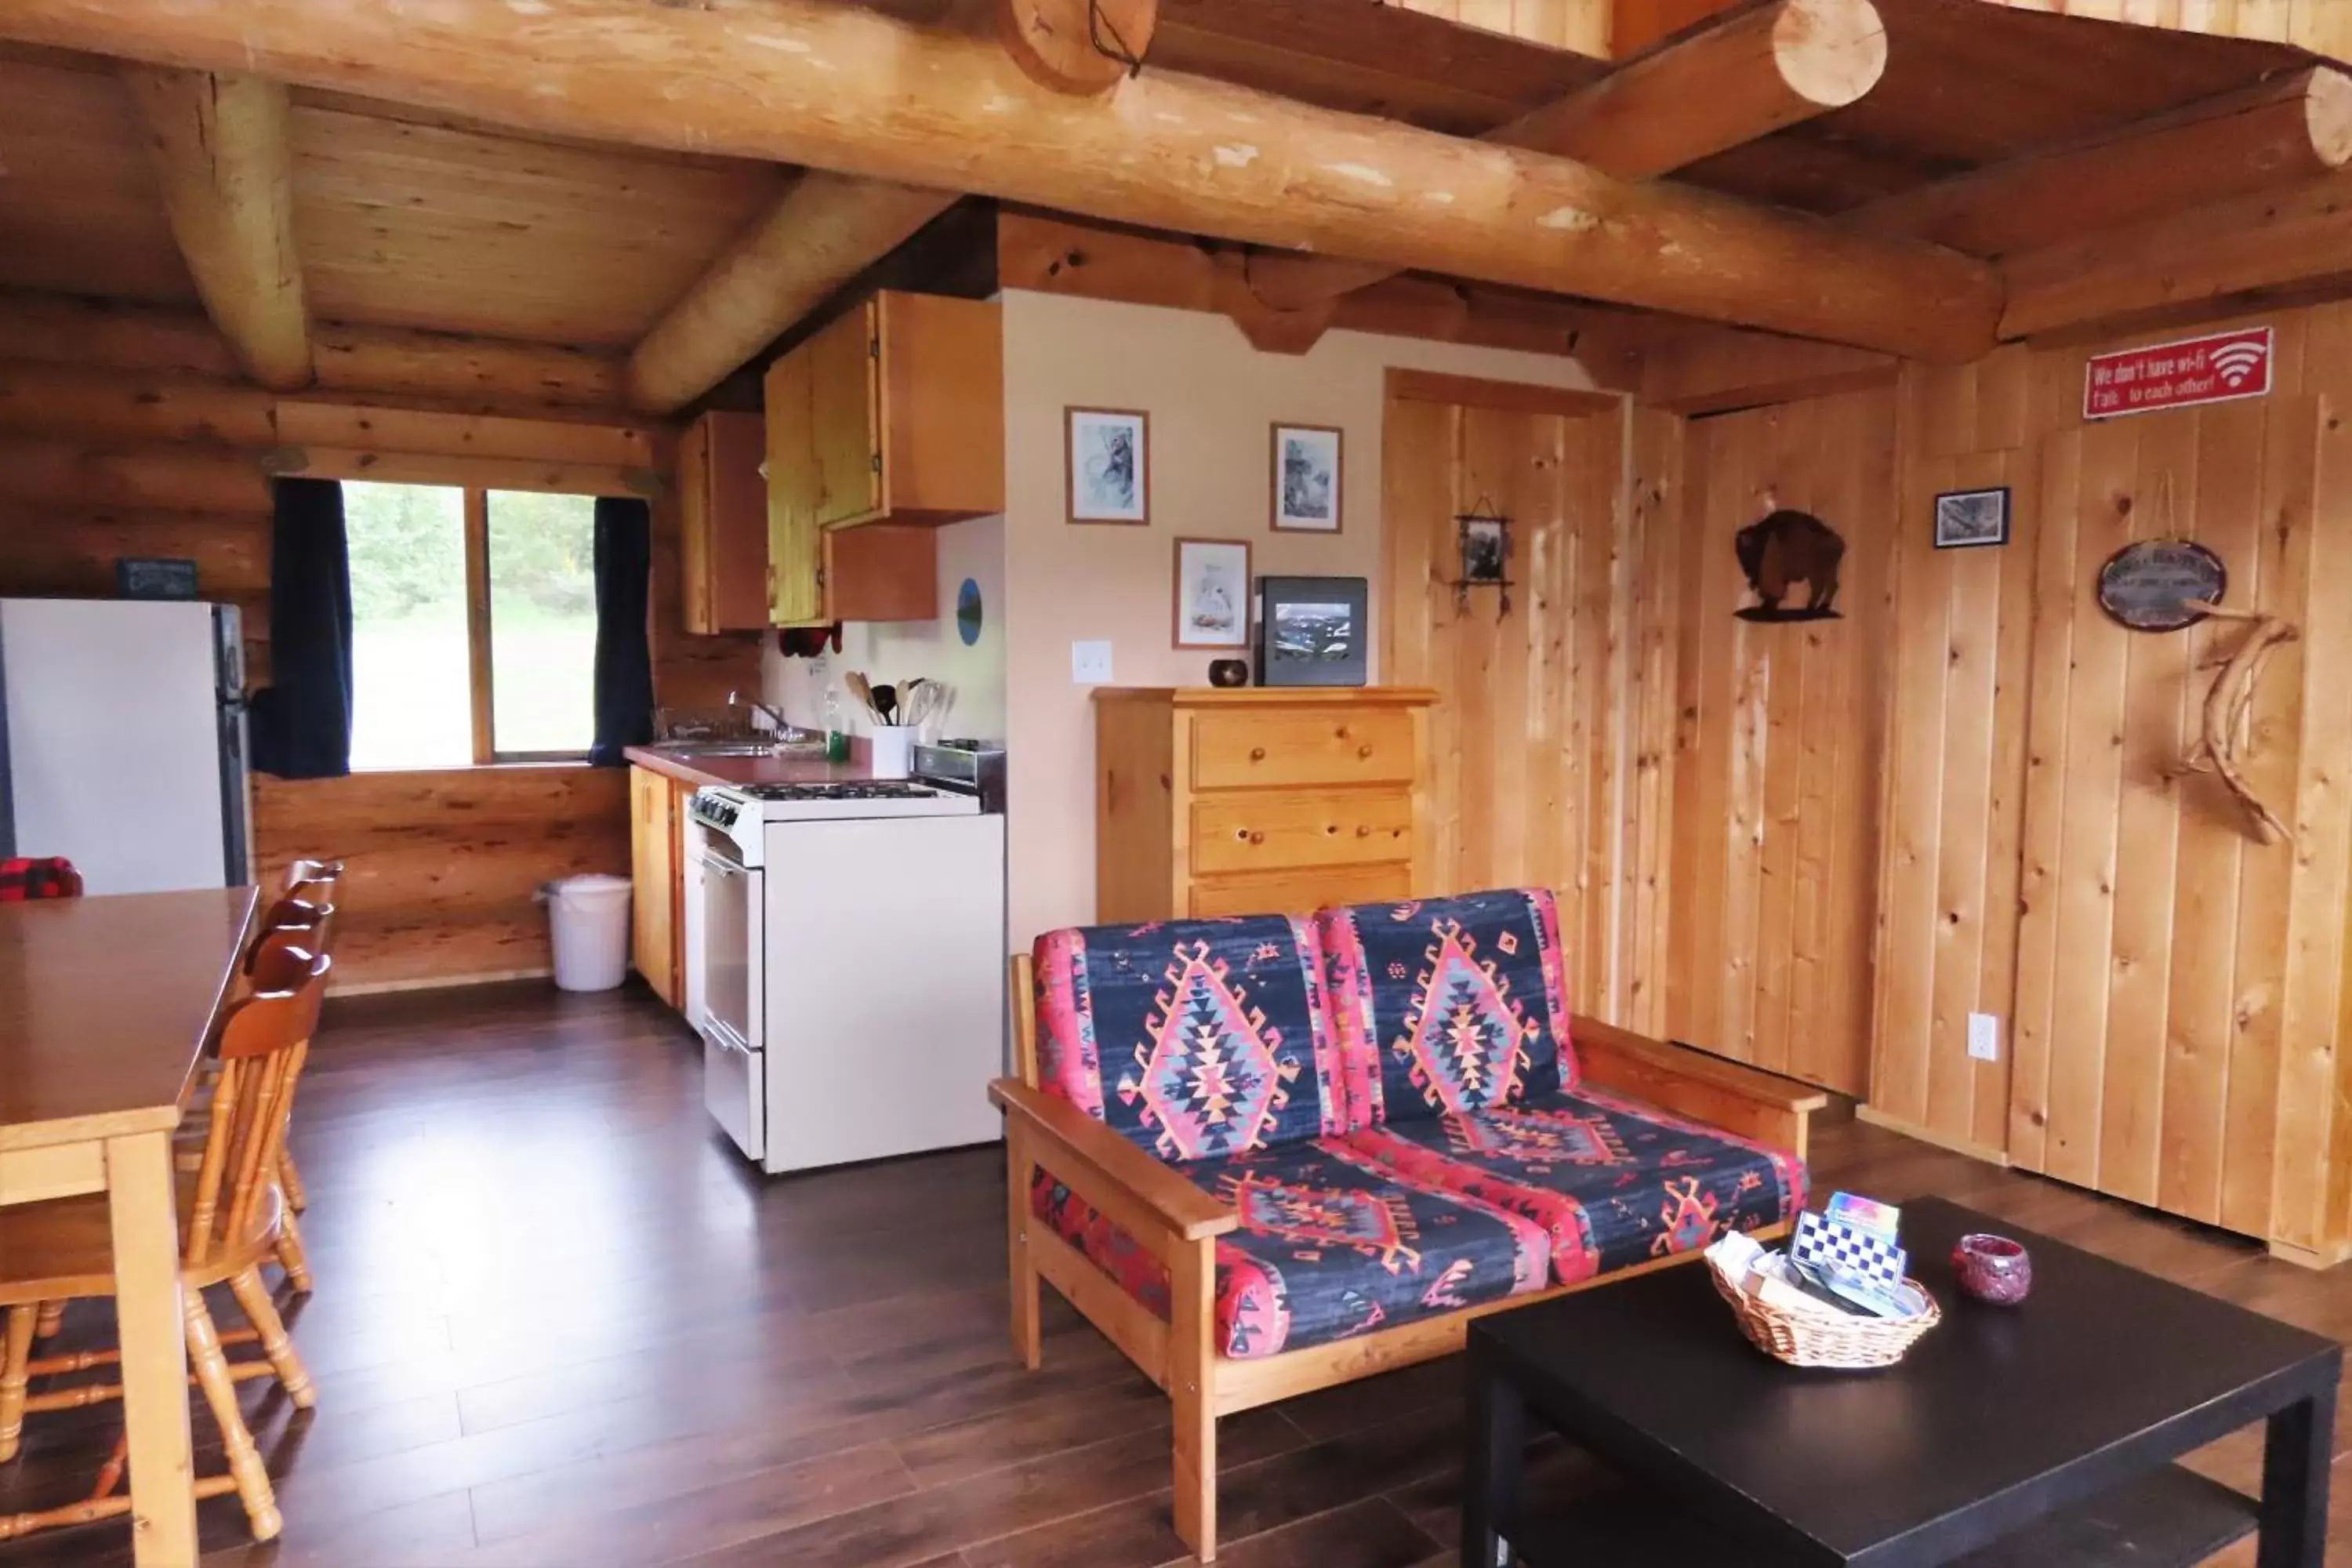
[623,745,877,791]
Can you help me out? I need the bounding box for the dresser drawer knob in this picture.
[1357,743,1374,759]
[1249,830,1265,845]
[1250,746,1267,761]
[1356,825,1372,838]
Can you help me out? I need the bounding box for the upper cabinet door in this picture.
[808,299,884,529]
[764,347,826,627]
[679,411,771,634]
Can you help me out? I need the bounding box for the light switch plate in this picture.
[1968,1012,2000,1063]
[1072,640,1114,684]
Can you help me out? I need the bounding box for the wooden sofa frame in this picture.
[988,952,1829,1563]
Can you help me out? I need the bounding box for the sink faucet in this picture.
[728,690,792,738]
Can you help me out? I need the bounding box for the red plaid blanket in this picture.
[0,858,82,901]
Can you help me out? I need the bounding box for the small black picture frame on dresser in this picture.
[1255,575,1367,687]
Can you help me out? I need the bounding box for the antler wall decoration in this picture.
[2171,599,2300,846]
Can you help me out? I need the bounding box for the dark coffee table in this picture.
[1464,1197,2341,1567]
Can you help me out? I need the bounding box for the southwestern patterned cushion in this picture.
[1341,1087,1804,1285]
[1031,1137,1548,1358]
[1319,888,1574,1127]
[1033,916,1351,1160]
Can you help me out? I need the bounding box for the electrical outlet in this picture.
[1968,1012,2001,1063]
[1071,640,1114,684]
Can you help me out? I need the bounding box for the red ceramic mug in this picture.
[1952,1232,2032,1305]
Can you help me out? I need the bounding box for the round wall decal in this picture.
[2096,541,2227,632]
[956,578,984,646]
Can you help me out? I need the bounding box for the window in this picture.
[344,481,599,769]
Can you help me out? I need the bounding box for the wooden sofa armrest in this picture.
[989,1079,1239,1242]
[1570,1014,1830,1160]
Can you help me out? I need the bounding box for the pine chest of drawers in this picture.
[1093,687,1436,922]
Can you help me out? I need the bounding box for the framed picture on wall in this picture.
[1173,537,1251,648]
[1270,423,1344,532]
[1065,407,1150,524]
[1933,485,2010,550]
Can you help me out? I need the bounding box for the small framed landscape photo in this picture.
[1066,406,1150,524]
[1256,575,1369,687]
[1271,423,1344,532]
[1933,486,2010,550]
[1173,537,1252,649]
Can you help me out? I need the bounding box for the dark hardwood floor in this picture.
[4,982,2349,1566]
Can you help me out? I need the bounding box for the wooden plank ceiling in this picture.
[0,2,2331,361]
[0,44,789,349]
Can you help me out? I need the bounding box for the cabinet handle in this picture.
[1250,747,1267,762]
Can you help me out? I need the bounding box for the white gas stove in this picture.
[689,779,979,866]
[683,770,1005,1174]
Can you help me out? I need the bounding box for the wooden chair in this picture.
[0,948,328,1544]
[253,870,340,1243]
[29,876,339,1341]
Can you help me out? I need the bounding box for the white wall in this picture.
[763,511,1008,744]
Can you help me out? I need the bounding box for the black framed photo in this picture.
[1933,486,2010,550]
[1254,575,1367,688]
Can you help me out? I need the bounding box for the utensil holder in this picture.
[869,725,916,780]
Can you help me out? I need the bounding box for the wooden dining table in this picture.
[0,885,259,1565]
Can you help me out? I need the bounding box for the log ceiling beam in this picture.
[1000,0,1159,95]
[1243,0,1888,312]
[121,67,313,391]
[1999,166,2352,339]
[626,172,958,414]
[0,0,2001,364]
[1853,67,2352,258]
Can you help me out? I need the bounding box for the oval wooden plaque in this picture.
[2096,540,2227,632]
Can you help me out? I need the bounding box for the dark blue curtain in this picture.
[588,496,655,767]
[249,477,353,779]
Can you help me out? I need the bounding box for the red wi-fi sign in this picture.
[2085,326,2274,419]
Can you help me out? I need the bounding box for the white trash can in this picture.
[543,873,633,992]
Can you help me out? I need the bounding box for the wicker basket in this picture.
[1708,1250,1941,1370]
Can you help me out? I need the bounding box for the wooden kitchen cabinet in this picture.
[677,410,770,634]
[1094,688,1438,924]
[765,289,1004,534]
[764,295,969,627]
[629,764,691,1007]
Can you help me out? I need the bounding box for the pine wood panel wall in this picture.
[1871,306,2352,1258]
[1382,394,1630,1018]
[1870,349,2035,1163]
[0,291,760,989]
[1976,0,2352,59]
[1665,390,1894,1098]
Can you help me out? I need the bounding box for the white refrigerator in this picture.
[0,598,252,893]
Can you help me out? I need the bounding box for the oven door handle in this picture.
[696,848,751,878]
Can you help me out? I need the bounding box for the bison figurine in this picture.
[1735,508,1845,620]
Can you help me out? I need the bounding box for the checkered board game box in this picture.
[1790,1210,1907,1299]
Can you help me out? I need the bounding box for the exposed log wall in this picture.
[0,290,758,988]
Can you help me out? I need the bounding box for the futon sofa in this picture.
[989,887,1826,1563]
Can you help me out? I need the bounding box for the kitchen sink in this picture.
[652,739,825,760]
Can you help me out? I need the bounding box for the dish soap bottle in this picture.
[823,687,850,764]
